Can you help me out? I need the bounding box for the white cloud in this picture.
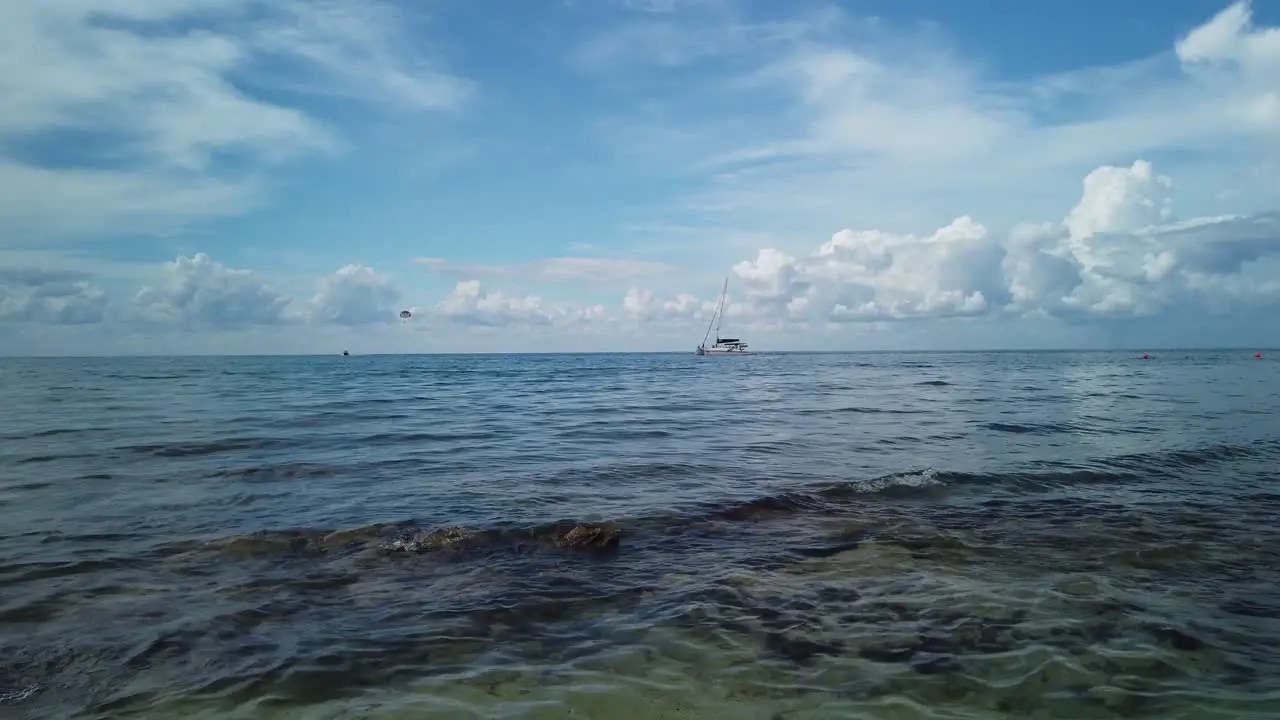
[435,278,604,327]
[582,0,1280,239]
[417,256,673,285]
[719,217,999,325]
[669,158,1280,329]
[437,280,568,327]
[131,253,293,329]
[570,4,811,72]
[304,264,402,326]
[621,287,714,322]
[1175,0,1280,132]
[0,0,473,239]
[248,1,474,114]
[1063,160,1173,240]
[0,268,108,325]
[127,255,410,330]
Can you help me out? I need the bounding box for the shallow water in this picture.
[1,350,1278,719]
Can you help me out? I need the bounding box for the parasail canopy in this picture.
[399,310,412,319]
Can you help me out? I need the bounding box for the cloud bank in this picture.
[5,155,1278,353]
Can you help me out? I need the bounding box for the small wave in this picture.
[2,480,53,491]
[981,421,1083,435]
[25,428,83,439]
[916,380,950,386]
[1110,438,1280,474]
[0,557,145,585]
[547,462,720,486]
[797,406,926,415]
[14,455,64,465]
[352,430,501,444]
[0,685,39,704]
[208,464,338,482]
[126,438,290,458]
[554,428,675,441]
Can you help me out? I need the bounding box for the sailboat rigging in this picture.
[696,277,750,355]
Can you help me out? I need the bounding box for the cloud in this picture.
[0,0,473,239]
[0,267,107,325]
[668,157,1280,329]
[581,0,1280,236]
[569,1,828,73]
[1175,0,1280,132]
[248,1,474,114]
[621,287,714,322]
[128,254,408,330]
[436,280,554,327]
[131,253,293,329]
[304,264,403,326]
[1063,160,1174,240]
[417,256,673,285]
[434,280,606,328]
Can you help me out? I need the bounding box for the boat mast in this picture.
[713,277,727,341]
[699,277,728,349]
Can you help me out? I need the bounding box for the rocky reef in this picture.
[376,522,622,555]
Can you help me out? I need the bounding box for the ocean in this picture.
[1,350,1278,719]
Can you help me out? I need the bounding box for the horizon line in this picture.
[0,347,1273,360]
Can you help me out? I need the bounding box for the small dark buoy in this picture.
[342,351,349,356]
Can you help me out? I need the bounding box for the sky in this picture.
[1,0,1278,355]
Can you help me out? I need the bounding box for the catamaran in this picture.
[696,277,750,355]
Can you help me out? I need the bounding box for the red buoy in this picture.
[1256,353,1263,359]
[1142,353,1149,359]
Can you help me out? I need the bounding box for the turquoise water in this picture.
[2,351,1278,718]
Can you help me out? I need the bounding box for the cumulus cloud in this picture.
[1175,0,1280,132]
[434,280,606,328]
[437,280,554,327]
[0,0,473,239]
[598,156,1279,334]
[0,268,107,325]
[304,264,402,326]
[131,253,293,329]
[621,287,713,322]
[723,217,998,324]
[1064,161,1173,240]
[126,255,409,330]
[417,256,673,285]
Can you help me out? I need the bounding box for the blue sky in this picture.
[1,0,1278,354]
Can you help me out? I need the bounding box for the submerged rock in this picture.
[375,522,623,555]
[556,523,622,551]
[764,631,843,664]
[379,525,475,554]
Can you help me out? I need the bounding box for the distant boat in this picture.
[696,277,750,356]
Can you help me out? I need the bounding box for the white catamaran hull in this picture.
[699,347,750,355]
